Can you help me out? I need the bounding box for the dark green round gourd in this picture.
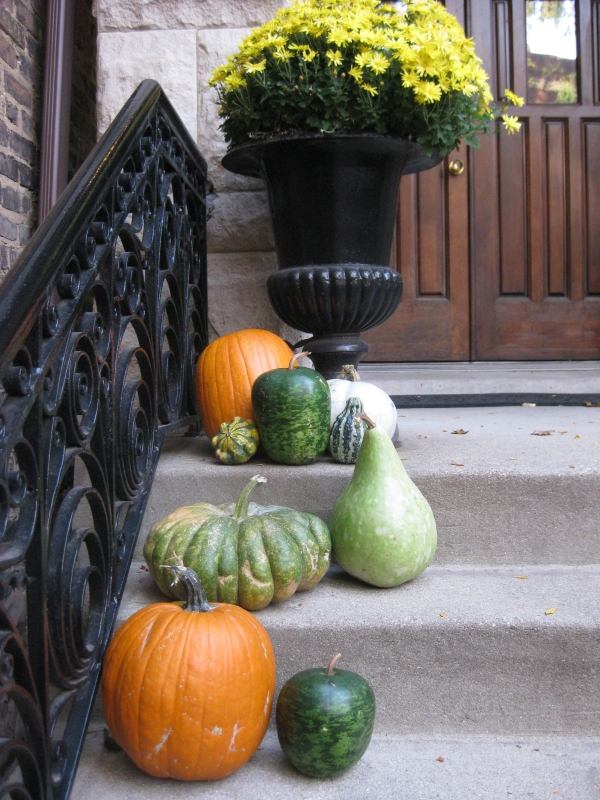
[328,396,366,463]
[276,654,376,778]
[252,352,330,465]
[143,475,331,611]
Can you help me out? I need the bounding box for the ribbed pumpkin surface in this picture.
[195,329,292,437]
[101,600,276,780]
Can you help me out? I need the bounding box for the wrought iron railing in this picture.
[0,80,207,799]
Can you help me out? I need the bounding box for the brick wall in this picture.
[0,0,46,277]
[0,1,97,280]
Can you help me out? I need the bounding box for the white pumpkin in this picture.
[328,366,397,439]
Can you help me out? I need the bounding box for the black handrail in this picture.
[0,80,208,799]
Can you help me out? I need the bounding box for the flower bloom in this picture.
[504,89,525,107]
[243,59,266,74]
[501,114,521,134]
[326,49,343,66]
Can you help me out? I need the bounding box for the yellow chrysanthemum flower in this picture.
[244,59,266,75]
[326,49,343,67]
[301,47,318,63]
[504,89,525,107]
[364,52,390,75]
[361,83,378,96]
[501,114,521,134]
[348,65,363,83]
[414,80,442,103]
[224,73,246,90]
[273,47,292,62]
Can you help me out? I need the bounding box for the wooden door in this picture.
[471,0,600,359]
[367,0,600,362]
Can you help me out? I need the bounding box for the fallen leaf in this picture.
[522,402,537,407]
[574,434,582,439]
[515,575,528,580]
[438,611,447,619]
[451,428,469,435]
[450,461,464,467]
[532,430,554,436]
[545,607,558,616]
[436,756,445,763]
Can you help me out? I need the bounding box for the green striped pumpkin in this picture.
[328,396,366,464]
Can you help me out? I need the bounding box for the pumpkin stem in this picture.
[341,365,360,382]
[326,653,342,675]
[357,413,376,430]
[166,565,212,612]
[234,474,267,519]
[289,351,308,370]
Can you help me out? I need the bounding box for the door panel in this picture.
[364,148,470,361]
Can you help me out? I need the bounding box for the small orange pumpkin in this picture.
[101,566,276,781]
[195,328,292,437]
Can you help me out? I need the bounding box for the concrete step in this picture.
[77,402,600,797]
[74,728,600,799]
[140,406,600,565]
[107,561,600,736]
[359,360,600,397]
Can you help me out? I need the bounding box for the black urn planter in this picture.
[222,134,442,377]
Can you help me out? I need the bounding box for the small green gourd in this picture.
[211,417,259,464]
[328,397,366,464]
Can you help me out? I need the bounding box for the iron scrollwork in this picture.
[0,82,207,799]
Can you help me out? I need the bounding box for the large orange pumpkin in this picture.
[101,566,276,781]
[195,328,292,437]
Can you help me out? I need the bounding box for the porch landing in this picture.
[359,360,600,398]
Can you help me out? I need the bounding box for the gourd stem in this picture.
[326,653,342,675]
[234,474,267,519]
[166,565,212,612]
[289,351,309,370]
[358,413,376,430]
[341,365,360,382]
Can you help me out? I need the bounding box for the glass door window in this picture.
[526,0,578,103]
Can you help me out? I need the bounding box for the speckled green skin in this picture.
[276,666,375,778]
[143,479,331,611]
[328,396,366,464]
[330,426,437,588]
[252,366,330,465]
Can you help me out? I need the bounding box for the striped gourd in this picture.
[328,397,366,464]
[211,416,259,464]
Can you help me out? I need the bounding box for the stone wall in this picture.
[0,0,46,277]
[94,0,296,342]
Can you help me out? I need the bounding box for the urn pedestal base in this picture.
[267,264,403,378]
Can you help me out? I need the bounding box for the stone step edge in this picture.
[154,437,600,479]
[118,562,600,630]
[74,728,600,800]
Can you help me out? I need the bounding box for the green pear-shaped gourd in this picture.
[330,416,436,588]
